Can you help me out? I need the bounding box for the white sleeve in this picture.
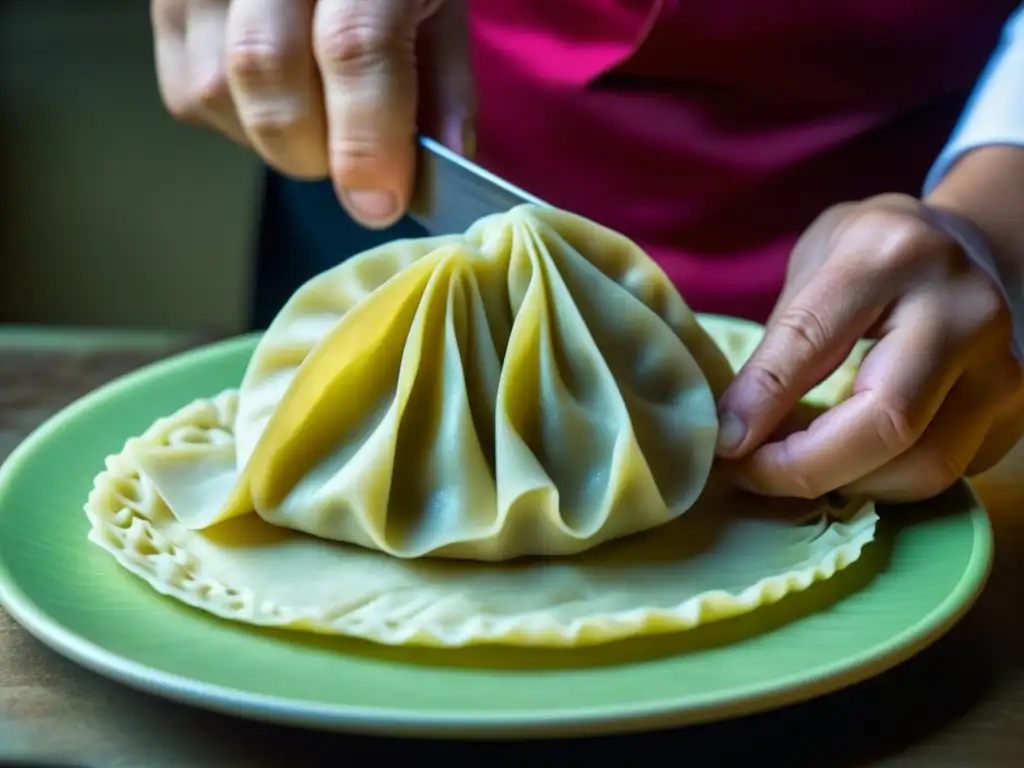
[923,5,1024,194]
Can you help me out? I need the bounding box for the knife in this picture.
[408,135,549,236]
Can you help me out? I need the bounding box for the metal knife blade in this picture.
[408,135,549,236]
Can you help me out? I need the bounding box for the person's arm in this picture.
[713,8,1024,500]
[925,6,1024,317]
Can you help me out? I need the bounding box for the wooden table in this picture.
[1,333,1023,767]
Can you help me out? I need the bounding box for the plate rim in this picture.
[0,332,995,739]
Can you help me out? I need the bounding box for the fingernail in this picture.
[344,190,399,224]
[716,411,747,455]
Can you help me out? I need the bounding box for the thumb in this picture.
[313,0,424,228]
[416,0,475,157]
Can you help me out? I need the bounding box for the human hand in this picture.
[151,0,472,227]
[715,193,1024,502]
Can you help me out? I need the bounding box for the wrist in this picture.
[924,145,1024,362]
[925,145,1024,292]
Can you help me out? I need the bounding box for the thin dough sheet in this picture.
[85,390,877,648]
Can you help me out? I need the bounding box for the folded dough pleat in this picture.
[249,248,453,544]
[495,218,664,549]
[511,208,736,399]
[365,257,501,555]
[234,235,461,471]
[244,247,513,558]
[127,395,244,530]
[522,216,722,517]
[132,442,239,530]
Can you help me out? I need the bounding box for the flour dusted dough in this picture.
[87,389,877,648]
[140,205,736,561]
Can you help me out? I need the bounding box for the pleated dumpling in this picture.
[217,205,735,561]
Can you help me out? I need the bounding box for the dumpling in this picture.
[165,205,735,561]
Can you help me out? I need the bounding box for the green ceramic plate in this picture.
[0,332,993,739]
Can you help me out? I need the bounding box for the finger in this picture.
[715,257,889,459]
[841,376,995,502]
[185,0,249,145]
[226,0,328,177]
[766,203,858,328]
[153,0,200,123]
[416,0,475,156]
[723,299,965,498]
[839,276,1020,496]
[314,0,421,227]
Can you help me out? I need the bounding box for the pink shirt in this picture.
[470,0,1019,321]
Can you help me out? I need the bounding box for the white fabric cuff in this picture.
[923,6,1024,195]
[922,6,1024,360]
